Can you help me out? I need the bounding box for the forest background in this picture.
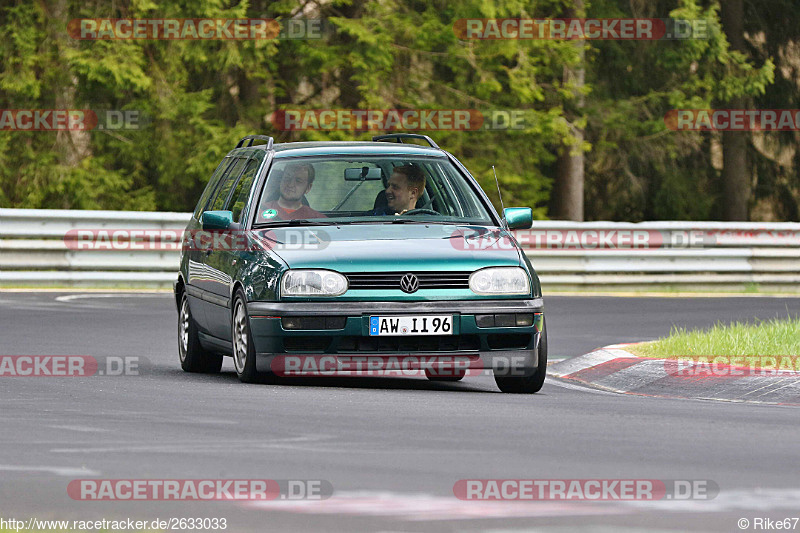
[0,0,796,222]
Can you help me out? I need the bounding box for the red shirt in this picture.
[262,201,326,221]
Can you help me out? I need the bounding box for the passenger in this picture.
[261,163,325,220]
[373,164,426,215]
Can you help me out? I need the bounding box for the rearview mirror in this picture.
[503,207,533,230]
[201,210,233,231]
[344,167,382,181]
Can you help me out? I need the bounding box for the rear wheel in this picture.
[494,318,547,394]
[178,292,222,373]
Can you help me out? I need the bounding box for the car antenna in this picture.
[492,165,507,229]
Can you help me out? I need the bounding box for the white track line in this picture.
[55,293,169,302]
[546,378,620,396]
[0,464,100,476]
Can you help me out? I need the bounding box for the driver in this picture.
[261,163,326,220]
[374,164,426,215]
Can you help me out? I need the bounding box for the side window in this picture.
[208,157,247,212]
[193,157,232,218]
[228,158,261,223]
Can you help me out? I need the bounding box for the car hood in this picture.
[255,223,523,272]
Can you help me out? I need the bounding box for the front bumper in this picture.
[247,298,544,375]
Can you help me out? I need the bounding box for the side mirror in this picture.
[503,207,532,230]
[201,210,233,231]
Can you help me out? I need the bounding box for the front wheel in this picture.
[178,292,223,373]
[494,318,547,394]
[231,290,277,384]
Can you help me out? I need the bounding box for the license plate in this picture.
[369,315,453,336]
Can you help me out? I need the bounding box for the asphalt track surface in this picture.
[1,292,800,532]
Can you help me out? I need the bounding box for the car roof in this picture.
[269,141,446,158]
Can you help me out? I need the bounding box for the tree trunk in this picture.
[554,0,585,221]
[336,0,367,109]
[49,0,91,169]
[720,0,749,220]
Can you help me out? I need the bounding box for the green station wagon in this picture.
[174,133,546,393]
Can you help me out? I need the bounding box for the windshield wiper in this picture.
[340,218,454,225]
[387,218,437,224]
[253,219,342,228]
[253,218,484,228]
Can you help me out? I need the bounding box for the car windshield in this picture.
[253,155,495,226]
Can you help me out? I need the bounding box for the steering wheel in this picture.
[400,208,440,216]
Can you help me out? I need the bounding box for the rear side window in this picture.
[208,157,247,212]
[228,158,262,223]
[193,157,232,218]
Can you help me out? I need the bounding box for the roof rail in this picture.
[372,133,440,149]
[235,135,274,150]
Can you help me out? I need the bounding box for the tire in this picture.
[425,368,465,382]
[494,317,547,394]
[178,292,223,373]
[231,290,276,384]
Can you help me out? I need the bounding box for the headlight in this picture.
[469,267,529,295]
[281,269,348,297]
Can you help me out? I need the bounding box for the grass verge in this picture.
[627,316,800,369]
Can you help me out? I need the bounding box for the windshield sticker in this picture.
[263,209,278,219]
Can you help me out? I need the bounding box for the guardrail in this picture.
[513,221,800,291]
[1,209,798,291]
[0,209,188,287]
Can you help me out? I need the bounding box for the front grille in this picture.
[336,335,480,352]
[344,271,471,290]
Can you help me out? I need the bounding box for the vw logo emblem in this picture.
[400,273,419,294]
